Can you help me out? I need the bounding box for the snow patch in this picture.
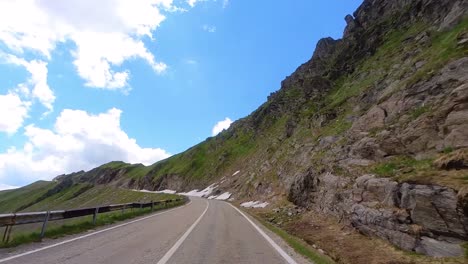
[206,192,231,200]
[179,184,217,197]
[232,170,240,176]
[215,192,231,200]
[241,201,269,208]
[132,189,177,194]
[155,189,177,194]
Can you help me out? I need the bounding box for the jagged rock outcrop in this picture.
[289,172,468,257]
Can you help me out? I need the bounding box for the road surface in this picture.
[0,198,310,264]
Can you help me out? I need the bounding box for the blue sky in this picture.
[0,0,362,188]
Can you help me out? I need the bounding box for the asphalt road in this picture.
[0,198,309,264]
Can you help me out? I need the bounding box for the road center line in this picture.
[157,200,210,264]
[227,202,298,264]
[0,200,193,263]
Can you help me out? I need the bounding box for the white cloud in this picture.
[0,0,176,90]
[0,183,19,191]
[223,0,229,8]
[0,93,31,134]
[212,117,232,136]
[202,25,217,33]
[185,59,198,65]
[4,54,55,112]
[187,0,199,7]
[0,108,171,184]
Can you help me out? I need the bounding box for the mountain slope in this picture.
[0,180,177,213]
[2,0,467,259]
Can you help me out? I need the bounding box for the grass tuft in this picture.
[250,211,334,264]
[0,199,185,248]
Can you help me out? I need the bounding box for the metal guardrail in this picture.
[0,198,185,243]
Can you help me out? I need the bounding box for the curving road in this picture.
[0,198,310,264]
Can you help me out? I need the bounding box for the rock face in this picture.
[283,0,468,257]
[289,173,468,257]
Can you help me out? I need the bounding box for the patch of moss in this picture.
[410,105,431,119]
[443,147,454,154]
[372,156,433,178]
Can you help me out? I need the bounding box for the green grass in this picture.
[410,105,431,119]
[98,162,157,180]
[250,212,334,264]
[0,199,185,248]
[372,156,433,178]
[0,182,179,214]
[148,125,257,184]
[404,18,468,88]
[325,18,467,111]
[443,146,454,154]
[0,181,57,213]
[23,185,179,212]
[462,243,468,258]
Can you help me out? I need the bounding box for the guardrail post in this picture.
[93,207,99,225]
[122,205,125,214]
[151,200,154,212]
[140,203,143,210]
[40,211,50,240]
[2,225,10,243]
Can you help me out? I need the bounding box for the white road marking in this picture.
[0,200,192,263]
[157,200,210,264]
[228,202,299,264]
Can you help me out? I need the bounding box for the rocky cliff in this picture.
[50,0,468,258]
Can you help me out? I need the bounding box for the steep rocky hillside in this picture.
[6,0,468,260]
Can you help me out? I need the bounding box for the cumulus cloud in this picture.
[212,117,233,136]
[0,93,31,134]
[0,108,171,185]
[3,54,55,112]
[0,0,175,90]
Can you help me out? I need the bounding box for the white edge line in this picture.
[157,200,209,264]
[227,202,298,264]
[0,200,193,263]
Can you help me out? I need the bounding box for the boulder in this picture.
[415,237,464,257]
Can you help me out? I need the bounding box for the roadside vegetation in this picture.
[241,206,334,264]
[0,182,185,248]
[0,199,185,248]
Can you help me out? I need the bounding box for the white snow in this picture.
[206,192,232,200]
[155,189,177,194]
[232,170,240,176]
[214,192,231,200]
[132,189,177,194]
[241,201,269,208]
[179,184,218,197]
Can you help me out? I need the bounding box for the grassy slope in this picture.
[0,181,179,213]
[0,181,184,248]
[0,181,57,213]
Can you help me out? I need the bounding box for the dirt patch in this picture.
[255,208,466,264]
